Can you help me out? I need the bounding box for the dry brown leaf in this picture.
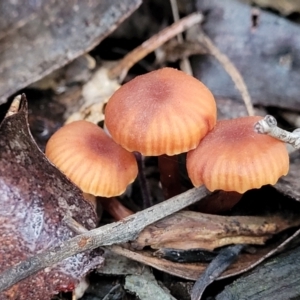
[132,211,300,250]
[0,95,103,299]
[108,242,284,281]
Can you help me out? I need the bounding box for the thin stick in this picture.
[108,12,203,81]
[198,33,255,116]
[0,186,210,292]
[254,115,300,149]
[65,215,300,286]
[63,216,88,234]
[169,0,193,75]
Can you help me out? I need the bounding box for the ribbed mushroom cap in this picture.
[45,121,138,197]
[186,116,289,193]
[105,67,217,156]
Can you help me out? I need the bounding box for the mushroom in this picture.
[105,67,217,200]
[99,197,134,220]
[45,120,138,217]
[186,116,289,194]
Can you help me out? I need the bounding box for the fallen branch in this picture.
[0,186,209,292]
[169,0,193,75]
[254,115,300,149]
[108,12,203,81]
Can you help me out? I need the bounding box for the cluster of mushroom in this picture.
[105,67,289,194]
[45,67,289,212]
[45,120,138,208]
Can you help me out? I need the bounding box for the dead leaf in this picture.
[132,211,300,250]
[107,242,286,281]
[194,0,300,111]
[0,95,103,299]
[0,0,142,104]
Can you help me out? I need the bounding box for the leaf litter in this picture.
[0,95,103,300]
[2,1,300,299]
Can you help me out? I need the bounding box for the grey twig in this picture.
[0,186,209,292]
[254,115,300,149]
[197,32,254,117]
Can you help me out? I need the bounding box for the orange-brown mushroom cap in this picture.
[45,121,138,197]
[105,67,217,156]
[186,116,289,193]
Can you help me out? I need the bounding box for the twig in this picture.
[254,115,300,149]
[0,186,210,292]
[66,214,300,288]
[108,12,203,81]
[197,32,255,116]
[63,216,88,234]
[169,0,193,75]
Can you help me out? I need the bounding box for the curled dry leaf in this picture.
[107,242,283,281]
[0,95,103,299]
[132,211,300,250]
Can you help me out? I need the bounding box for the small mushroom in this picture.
[187,116,289,193]
[45,120,138,216]
[105,67,216,156]
[105,67,217,199]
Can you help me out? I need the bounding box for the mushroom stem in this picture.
[158,154,182,199]
[134,152,153,208]
[254,115,300,149]
[197,191,242,214]
[99,197,134,221]
[82,193,97,209]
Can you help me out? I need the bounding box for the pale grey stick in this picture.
[198,33,254,117]
[254,115,300,149]
[0,186,210,292]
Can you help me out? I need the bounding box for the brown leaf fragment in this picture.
[106,243,282,281]
[132,211,300,251]
[0,95,103,299]
[0,0,142,104]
